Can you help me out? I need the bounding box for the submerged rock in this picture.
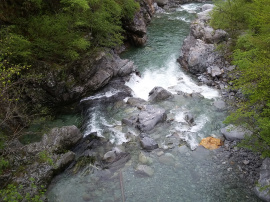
[159,153,175,166]
[140,137,159,151]
[200,137,223,150]
[255,158,270,202]
[136,165,154,177]
[139,152,153,165]
[148,86,173,102]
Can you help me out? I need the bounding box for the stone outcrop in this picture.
[124,0,155,46]
[178,4,231,92]
[2,126,82,198]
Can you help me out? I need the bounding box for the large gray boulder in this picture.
[220,125,251,141]
[179,37,224,74]
[148,86,173,102]
[122,105,167,132]
[255,158,270,202]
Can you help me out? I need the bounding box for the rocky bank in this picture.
[178,4,270,201]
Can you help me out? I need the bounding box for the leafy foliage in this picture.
[211,0,270,156]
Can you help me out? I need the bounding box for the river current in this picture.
[47,3,262,202]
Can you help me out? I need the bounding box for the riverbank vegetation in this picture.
[211,0,270,157]
[0,0,139,188]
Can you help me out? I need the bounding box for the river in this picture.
[46,3,262,202]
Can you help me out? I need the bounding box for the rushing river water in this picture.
[47,3,262,202]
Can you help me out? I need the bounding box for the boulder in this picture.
[200,137,223,150]
[220,125,251,141]
[122,105,167,132]
[184,112,194,125]
[136,165,154,177]
[148,86,173,102]
[255,158,270,202]
[137,105,167,131]
[126,97,148,108]
[140,137,159,151]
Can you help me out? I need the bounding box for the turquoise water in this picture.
[46,3,262,202]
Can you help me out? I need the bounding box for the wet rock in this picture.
[159,153,175,166]
[126,97,148,108]
[220,125,251,141]
[117,60,136,77]
[123,105,167,132]
[255,158,270,202]
[136,165,154,177]
[148,86,173,102]
[184,112,194,125]
[103,151,117,163]
[104,152,131,170]
[140,137,159,151]
[200,137,223,150]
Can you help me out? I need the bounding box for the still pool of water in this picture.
[46,3,262,202]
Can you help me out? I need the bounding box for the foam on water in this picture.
[180,3,202,13]
[83,111,104,138]
[125,55,220,100]
[80,89,120,102]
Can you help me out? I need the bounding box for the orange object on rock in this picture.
[200,137,223,150]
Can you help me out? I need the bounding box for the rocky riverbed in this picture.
[1,2,269,202]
